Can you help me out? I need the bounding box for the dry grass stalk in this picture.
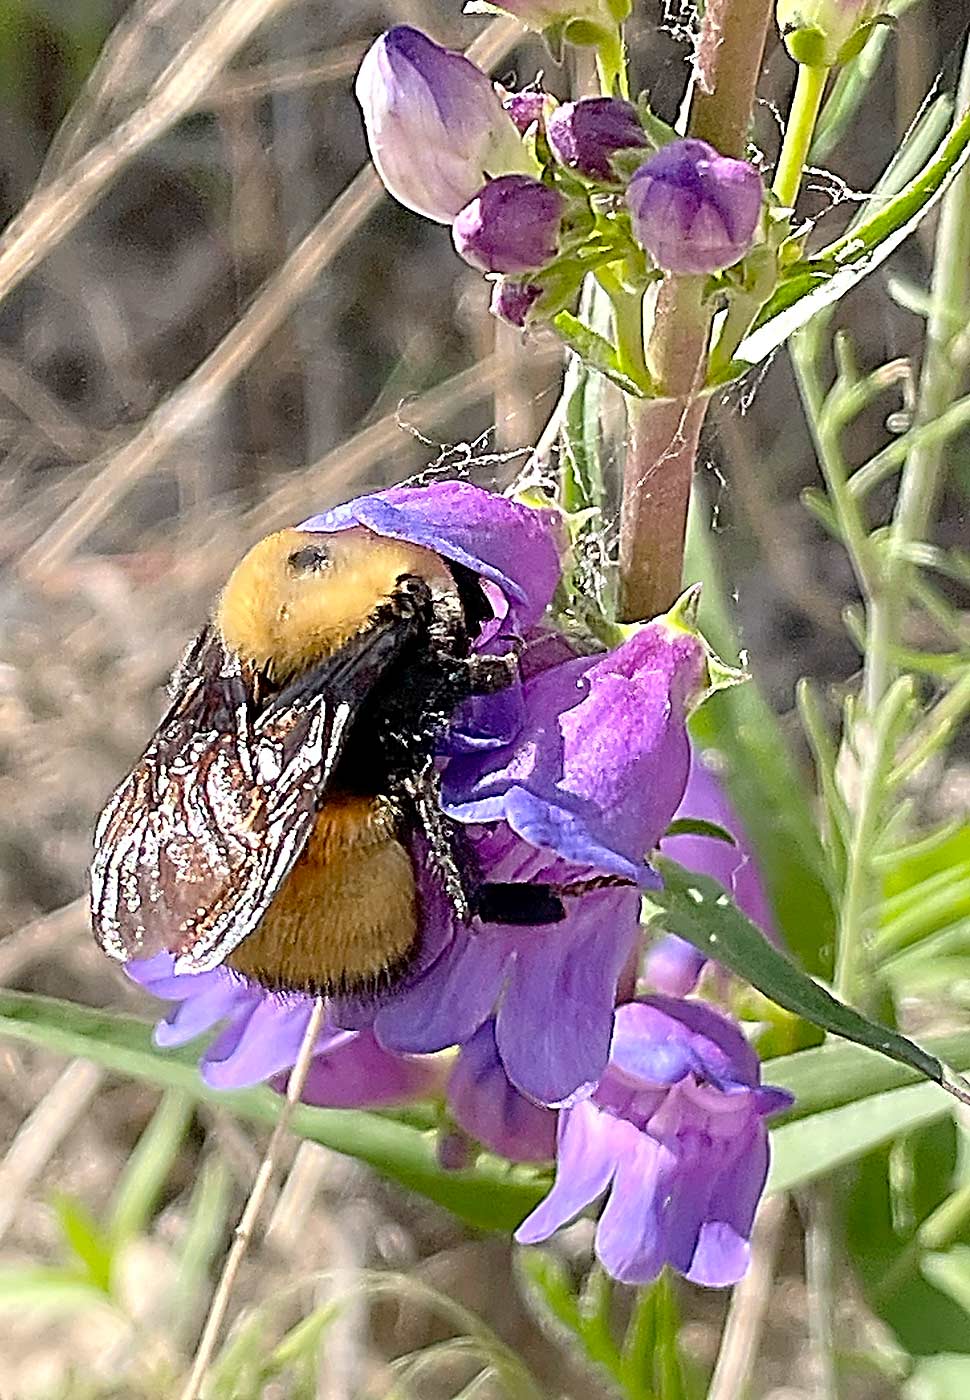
[179,997,327,1400]
[0,1058,104,1245]
[18,15,525,581]
[207,43,368,107]
[247,343,559,536]
[0,0,295,315]
[0,899,89,984]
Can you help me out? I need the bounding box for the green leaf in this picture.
[686,492,836,985]
[0,991,546,1233]
[845,1120,970,1360]
[768,1081,958,1194]
[0,1264,110,1314]
[552,310,650,397]
[650,857,970,1103]
[109,1088,193,1244]
[51,1194,113,1294]
[905,1353,970,1400]
[739,98,970,366]
[766,1031,970,1124]
[664,817,736,845]
[170,1154,232,1347]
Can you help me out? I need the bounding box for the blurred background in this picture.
[0,0,967,1394]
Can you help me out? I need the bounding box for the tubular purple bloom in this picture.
[355,26,532,222]
[626,139,763,275]
[340,618,707,1106]
[489,277,543,327]
[453,175,565,275]
[515,998,793,1286]
[299,481,562,636]
[443,618,707,887]
[448,1019,557,1162]
[547,97,646,181]
[126,954,441,1105]
[647,748,777,995]
[347,838,643,1106]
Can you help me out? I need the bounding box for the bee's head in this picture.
[216,526,465,681]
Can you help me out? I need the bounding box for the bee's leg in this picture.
[402,772,472,924]
[473,882,565,925]
[464,651,519,696]
[402,771,567,927]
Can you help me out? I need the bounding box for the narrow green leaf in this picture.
[651,857,969,1102]
[766,1032,970,1124]
[109,1087,193,1244]
[844,1126,970,1358]
[552,311,650,397]
[170,1154,232,1346]
[0,1265,109,1313]
[685,492,836,983]
[768,1081,956,1193]
[0,991,546,1233]
[51,1194,113,1294]
[740,100,970,366]
[664,817,736,845]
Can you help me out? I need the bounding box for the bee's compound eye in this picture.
[287,542,331,574]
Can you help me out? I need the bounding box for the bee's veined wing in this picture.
[90,621,409,973]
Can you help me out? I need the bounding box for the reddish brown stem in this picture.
[617,0,774,622]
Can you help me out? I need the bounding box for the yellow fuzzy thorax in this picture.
[215,525,456,680]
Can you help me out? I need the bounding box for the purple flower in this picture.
[646,749,777,995]
[448,1019,557,1161]
[444,619,706,887]
[626,139,762,275]
[124,488,708,1117]
[355,27,531,222]
[346,844,642,1106]
[453,176,565,275]
[127,953,442,1104]
[299,480,562,637]
[490,277,543,327]
[547,97,646,181]
[342,618,708,1106]
[516,998,792,1286]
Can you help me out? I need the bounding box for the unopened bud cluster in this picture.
[356,25,765,330]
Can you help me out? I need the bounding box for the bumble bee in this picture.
[91,525,563,996]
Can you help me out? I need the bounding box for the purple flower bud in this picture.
[626,138,762,275]
[547,97,647,181]
[453,175,565,275]
[355,26,532,223]
[490,277,543,326]
[500,88,549,136]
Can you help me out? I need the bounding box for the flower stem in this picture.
[616,0,775,621]
[619,277,708,620]
[772,63,829,209]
